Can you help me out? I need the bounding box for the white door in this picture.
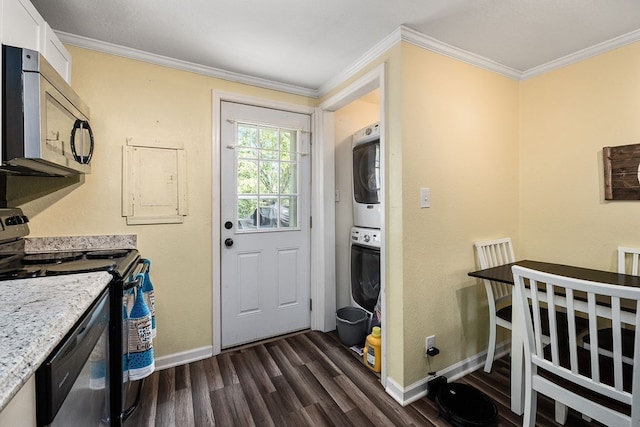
[220,101,311,348]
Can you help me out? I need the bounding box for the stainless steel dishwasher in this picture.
[35,288,110,426]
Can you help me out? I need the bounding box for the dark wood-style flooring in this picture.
[125,330,604,426]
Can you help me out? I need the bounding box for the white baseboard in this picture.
[154,346,213,371]
[385,342,510,406]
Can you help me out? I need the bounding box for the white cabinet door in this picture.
[1,0,72,82]
[1,0,43,51]
[0,376,36,426]
[41,22,71,82]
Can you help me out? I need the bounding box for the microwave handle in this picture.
[71,119,95,164]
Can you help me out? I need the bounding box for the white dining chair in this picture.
[512,265,640,427]
[618,246,640,275]
[582,246,640,366]
[474,237,516,373]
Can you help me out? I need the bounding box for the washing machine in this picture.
[350,227,381,314]
[352,122,381,229]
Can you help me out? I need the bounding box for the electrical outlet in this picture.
[426,335,436,351]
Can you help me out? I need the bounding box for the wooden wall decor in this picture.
[604,143,640,200]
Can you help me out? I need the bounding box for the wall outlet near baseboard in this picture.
[426,335,436,352]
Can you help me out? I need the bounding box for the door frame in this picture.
[212,91,324,355]
[318,64,387,386]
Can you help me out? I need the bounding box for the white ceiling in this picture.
[30,0,640,94]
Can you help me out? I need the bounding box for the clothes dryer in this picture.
[352,122,381,229]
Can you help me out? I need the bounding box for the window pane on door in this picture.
[237,197,257,230]
[280,130,295,161]
[237,160,258,194]
[235,123,301,232]
[258,197,278,229]
[260,161,279,194]
[280,163,297,194]
[279,196,297,228]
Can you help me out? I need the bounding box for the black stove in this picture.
[0,207,146,427]
[0,208,139,280]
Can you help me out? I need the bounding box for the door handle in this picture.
[224,238,234,247]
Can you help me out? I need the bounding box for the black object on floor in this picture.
[426,375,447,400]
[436,382,498,427]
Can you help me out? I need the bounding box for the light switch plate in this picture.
[420,187,430,208]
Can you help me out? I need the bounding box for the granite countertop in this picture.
[0,272,113,412]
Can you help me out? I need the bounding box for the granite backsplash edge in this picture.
[25,235,137,252]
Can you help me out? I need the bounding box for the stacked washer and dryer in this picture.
[350,123,382,331]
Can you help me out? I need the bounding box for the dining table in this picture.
[468,259,640,415]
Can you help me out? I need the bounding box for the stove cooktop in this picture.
[0,208,141,281]
[0,249,140,280]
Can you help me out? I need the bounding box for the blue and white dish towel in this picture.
[124,263,156,381]
[141,259,156,338]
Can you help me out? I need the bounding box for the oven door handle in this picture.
[123,274,142,291]
[123,259,150,291]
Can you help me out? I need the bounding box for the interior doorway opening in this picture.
[333,90,380,313]
[319,64,386,386]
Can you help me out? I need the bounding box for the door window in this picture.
[236,123,300,231]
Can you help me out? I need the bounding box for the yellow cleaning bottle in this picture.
[363,326,381,372]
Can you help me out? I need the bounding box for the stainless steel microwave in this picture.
[2,45,93,176]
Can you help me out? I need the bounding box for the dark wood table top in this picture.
[468,259,640,288]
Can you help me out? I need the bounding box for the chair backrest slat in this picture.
[545,283,560,365]
[565,288,579,372]
[529,278,543,353]
[587,293,600,383]
[611,296,623,390]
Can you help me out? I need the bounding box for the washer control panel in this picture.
[352,122,380,147]
[351,227,381,248]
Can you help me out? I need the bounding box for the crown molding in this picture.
[55,31,318,98]
[521,28,640,80]
[320,25,640,94]
[317,27,402,96]
[398,25,522,80]
[317,25,522,97]
[58,25,640,99]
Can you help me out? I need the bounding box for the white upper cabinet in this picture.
[41,22,71,82]
[1,0,42,51]
[0,0,72,82]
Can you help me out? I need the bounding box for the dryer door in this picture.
[350,243,380,313]
[352,140,380,205]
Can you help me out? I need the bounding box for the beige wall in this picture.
[398,43,520,385]
[10,46,315,357]
[519,42,640,270]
